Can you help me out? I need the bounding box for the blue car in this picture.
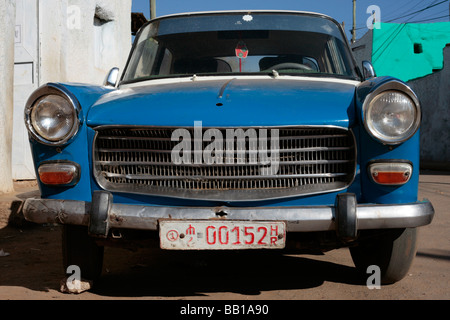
[23,11,434,285]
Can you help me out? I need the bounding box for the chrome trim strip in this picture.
[97,159,352,167]
[96,182,349,202]
[103,172,349,180]
[92,124,353,130]
[96,133,350,141]
[120,75,361,89]
[96,146,353,154]
[23,198,434,232]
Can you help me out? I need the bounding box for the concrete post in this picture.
[0,0,16,193]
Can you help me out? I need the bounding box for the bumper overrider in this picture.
[23,191,434,241]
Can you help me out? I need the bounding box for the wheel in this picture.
[349,228,418,284]
[62,225,104,281]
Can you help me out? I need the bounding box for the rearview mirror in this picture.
[104,67,120,87]
[362,61,376,80]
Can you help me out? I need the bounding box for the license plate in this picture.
[159,220,286,250]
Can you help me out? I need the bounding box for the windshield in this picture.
[122,12,359,83]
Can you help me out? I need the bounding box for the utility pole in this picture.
[150,0,156,20]
[352,0,356,43]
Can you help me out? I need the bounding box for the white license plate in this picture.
[159,220,286,250]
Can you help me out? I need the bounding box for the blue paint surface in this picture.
[29,75,420,207]
[87,78,356,128]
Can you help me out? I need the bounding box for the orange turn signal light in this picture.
[38,162,79,186]
[368,162,412,186]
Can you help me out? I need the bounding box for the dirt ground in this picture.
[0,172,449,301]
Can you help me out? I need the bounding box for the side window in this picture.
[126,38,159,79]
[323,46,333,74]
[326,38,346,75]
[136,39,159,78]
[158,49,173,76]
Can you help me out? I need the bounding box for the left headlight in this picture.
[25,84,81,146]
[363,81,420,145]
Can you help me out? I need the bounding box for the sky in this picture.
[131,0,450,40]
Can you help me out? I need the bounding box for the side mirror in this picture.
[362,61,376,80]
[104,67,120,87]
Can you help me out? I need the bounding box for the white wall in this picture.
[10,0,132,181]
[0,0,16,193]
[13,0,38,180]
[39,0,132,84]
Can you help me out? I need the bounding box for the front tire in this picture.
[350,228,418,284]
[62,225,104,282]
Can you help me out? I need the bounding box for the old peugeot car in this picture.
[23,10,434,285]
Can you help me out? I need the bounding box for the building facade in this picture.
[352,23,450,170]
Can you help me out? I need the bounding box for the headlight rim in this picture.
[24,83,82,146]
[363,80,421,145]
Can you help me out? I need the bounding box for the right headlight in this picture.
[363,81,421,145]
[25,84,81,146]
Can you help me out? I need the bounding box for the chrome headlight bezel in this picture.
[362,81,421,145]
[24,83,82,146]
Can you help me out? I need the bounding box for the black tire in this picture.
[62,225,104,281]
[349,228,418,285]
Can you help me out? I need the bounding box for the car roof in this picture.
[151,10,335,23]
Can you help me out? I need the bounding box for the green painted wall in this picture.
[372,22,450,82]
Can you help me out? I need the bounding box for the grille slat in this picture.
[97,146,352,153]
[97,159,351,166]
[103,172,348,180]
[93,126,356,201]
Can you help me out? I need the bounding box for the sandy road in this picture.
[0,171,448,302]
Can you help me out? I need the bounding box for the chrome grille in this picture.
[93,126,356,201]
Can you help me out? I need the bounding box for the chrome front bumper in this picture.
[22,192,435,238]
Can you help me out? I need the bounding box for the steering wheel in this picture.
[269,62,313,71]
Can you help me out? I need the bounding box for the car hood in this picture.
[87,76,358,128]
